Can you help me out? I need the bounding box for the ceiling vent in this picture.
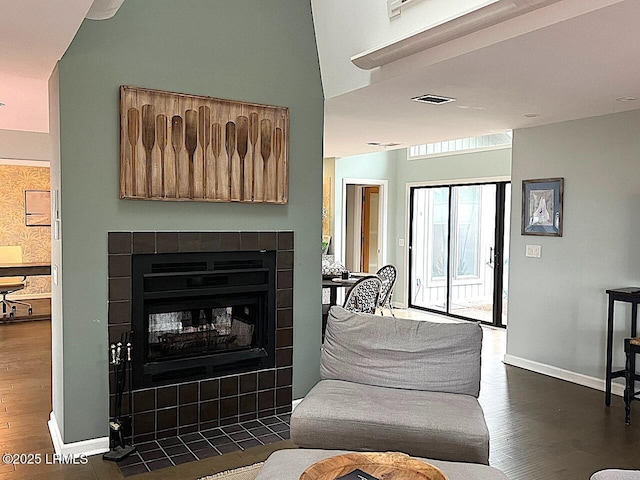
[412,95,456,105]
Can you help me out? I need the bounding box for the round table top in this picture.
[299,452,448,480]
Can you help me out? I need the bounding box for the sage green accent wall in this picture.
[506,109,640,382]
[58,0,323,443]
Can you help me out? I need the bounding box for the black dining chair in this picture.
[624,337,640,424]
[375,264,397,317]
[343,276,382,315]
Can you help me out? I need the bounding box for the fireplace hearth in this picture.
[131,251,276,387]
[107,231,293,443]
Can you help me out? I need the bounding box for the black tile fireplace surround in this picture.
[107,231,293,443]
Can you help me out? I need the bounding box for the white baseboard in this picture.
[48,412,110,457]
[503,354,624,397]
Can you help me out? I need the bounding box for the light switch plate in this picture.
[52,264,59,285]
[398,238,405,247]
[526,244,541,258]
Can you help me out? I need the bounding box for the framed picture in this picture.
[521,178,563,237]
[24,190,51,227]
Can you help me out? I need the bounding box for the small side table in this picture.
[605,288,640,406]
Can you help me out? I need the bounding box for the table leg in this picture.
[330,288,337,307]
[606,295,615,406]
[632,302,638,405]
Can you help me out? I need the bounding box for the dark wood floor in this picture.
[1,319,639,479]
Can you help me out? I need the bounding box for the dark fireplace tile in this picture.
[180,432,204,443]
[163,444,189,456]
[108,301,131,325]
[120,463,149,476]
[239,413,258,423]
[238,438,261,450]
[178,425,198,435]
[220,377,238,398]
[220,416,239,426]
[201,427,225,439]
[220,397,238,419]
[257,433,281,445]
[179,383,199,405]
[276,289,293,309]
[258,409,276,418]
[201,420,220,430]
[195,447,220,459]
[171,453,197,465]
[200,379,219,401]
[133,390,155,413]
[158,437,182,448]
[248,426,271,437]
[133,412,155,436]
[157,386,177,408]
[242,420,263,430]
[178,232,200,252]
[179,404,198,427]
[277,309,293,328]
[258,390,275,411]
[200,232,221,252]
[240,232,259,250]
[217,442,241,454]
[277,270,293,289]
[220,232,240,251]
[258,371,275,390]
[108,232,132,254]
[200,400,219,423]
[157,408,177,430]
[109,277,131,302]
[276,406,291,416]
[276,348,293,367]
[146,458,173,472]
[276,387,293,408]
[133,232,156,254]
[229,430,252,441]
[239,393,257,414]
[277,231,294,251]
[277,251,294,270]
[276,367,293,388]
[157,428,178,439]
[108,254,132,278]
[156,232,179,253]
[109,325,132,345]
[133,433,155,444]
[221,424,243,434]
[258,232,277,250]
[239,373,257,394]
[139,448,164,462]
[276,328,293,348]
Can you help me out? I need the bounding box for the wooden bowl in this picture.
[299,452,449,480]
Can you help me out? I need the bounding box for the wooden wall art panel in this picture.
[120,86,289,203]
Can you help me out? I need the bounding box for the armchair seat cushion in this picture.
[290,379,490,465]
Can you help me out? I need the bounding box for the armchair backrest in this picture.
[321,306,483,397]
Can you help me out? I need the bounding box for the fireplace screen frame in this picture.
[131,250,277,388]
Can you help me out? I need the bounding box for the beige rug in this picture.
[198,462,263,480]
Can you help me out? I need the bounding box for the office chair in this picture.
[0,246,32,317]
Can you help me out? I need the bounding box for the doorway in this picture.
[342,180,387,274]
[408,181,510,327]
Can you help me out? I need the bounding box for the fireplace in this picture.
[131,251,276,388]
[108,231,293,442]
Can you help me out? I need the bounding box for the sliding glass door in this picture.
[409,182,509,326]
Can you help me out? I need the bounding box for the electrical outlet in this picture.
[525,245,541,258]
[398,238,405,247]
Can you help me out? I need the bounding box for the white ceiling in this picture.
[1,0,638,153]
[0,0,95,132]
[323,0,640,157]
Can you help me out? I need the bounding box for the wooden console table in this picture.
[605,287,640,406]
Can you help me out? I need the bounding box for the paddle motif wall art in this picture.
[119,86,289,204]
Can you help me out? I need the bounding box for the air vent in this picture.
[412,94,456,105]
[368,142,401,148]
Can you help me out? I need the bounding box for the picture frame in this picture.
[24,190,51,227]
[521,178,563,237]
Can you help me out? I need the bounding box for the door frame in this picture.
[339,178,388,272]
[402,176,510,310]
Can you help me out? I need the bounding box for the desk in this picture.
[0,263,51,277]
[605,287,640,406]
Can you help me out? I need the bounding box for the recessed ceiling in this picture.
[323,0,640,158]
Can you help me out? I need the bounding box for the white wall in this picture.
[311,0,500,99]
[0,129,51,162]
[506,109,640,384]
